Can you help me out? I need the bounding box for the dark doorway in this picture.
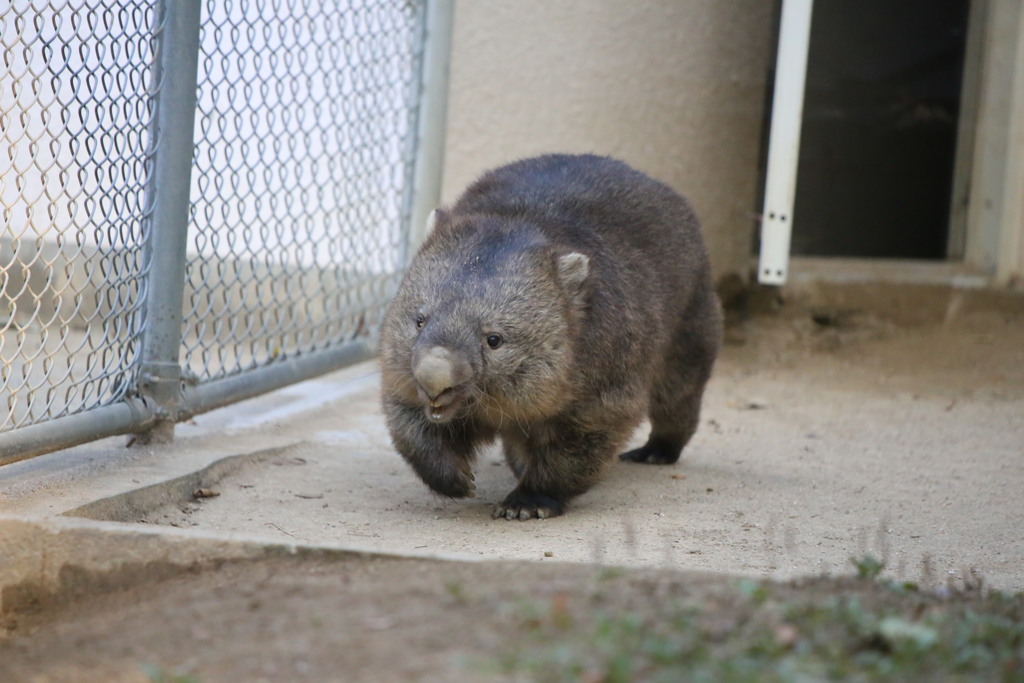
[791,0,970,258]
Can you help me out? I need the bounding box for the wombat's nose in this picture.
[412,345,469,400]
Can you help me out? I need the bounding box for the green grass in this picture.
[143,665,201,683]
[491,558,1024,682]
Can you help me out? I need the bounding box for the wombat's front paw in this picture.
[416,461,476,499]
[492,489,565,520]
[430,471,476,499]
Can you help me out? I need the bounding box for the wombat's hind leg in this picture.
[502,438,528,480]
[619,434,684,465]
[622,290,720,466]
[620,380,705,465]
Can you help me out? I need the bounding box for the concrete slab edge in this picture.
[62,444,300,522]
[0,513,487,617]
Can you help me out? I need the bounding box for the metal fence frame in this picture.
[0,0,452,465]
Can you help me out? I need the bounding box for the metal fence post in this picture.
[136,0,203,444]
[406,0,454,257]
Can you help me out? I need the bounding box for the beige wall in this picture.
[440,0,776,282]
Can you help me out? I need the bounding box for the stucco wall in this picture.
[440,1,776,282]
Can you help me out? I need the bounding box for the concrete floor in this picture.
[3,286,1022,595]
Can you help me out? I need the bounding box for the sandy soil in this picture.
[125,307,1024,592]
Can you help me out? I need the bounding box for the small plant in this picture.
[444,580,468,604]
[737,578,771,605]
[143,665,200,683]
[851,554,886,581]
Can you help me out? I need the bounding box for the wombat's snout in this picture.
[412,345,472,421]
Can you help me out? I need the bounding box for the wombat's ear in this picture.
[557,252,590,292]
[425,208,447,235]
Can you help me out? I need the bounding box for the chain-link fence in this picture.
[1,0,450,464]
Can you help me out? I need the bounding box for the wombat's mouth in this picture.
[420,388,468,423]
[415,381,469,424]
[425,399,461,423]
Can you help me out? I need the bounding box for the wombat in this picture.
[380,154,722,520]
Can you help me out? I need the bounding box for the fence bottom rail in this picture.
[0,340,377,466]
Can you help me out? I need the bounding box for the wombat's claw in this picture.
[492,491,564,520]
[491,505,549,521]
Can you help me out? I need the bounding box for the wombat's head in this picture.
[380,211,590,426]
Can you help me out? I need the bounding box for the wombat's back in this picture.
[451,154,714,382]
[452,154,710,319]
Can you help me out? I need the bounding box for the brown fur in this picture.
[379,154,722,519]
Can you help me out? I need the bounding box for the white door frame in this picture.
[759,0,1024,287]
[964,0,1024,284]
[757,0,814,286]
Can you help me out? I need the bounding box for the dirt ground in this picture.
[1,299,1023,681]
[2,549,1018,683]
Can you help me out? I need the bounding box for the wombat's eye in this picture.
[485,334,503,349]
[414,314,426,329]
